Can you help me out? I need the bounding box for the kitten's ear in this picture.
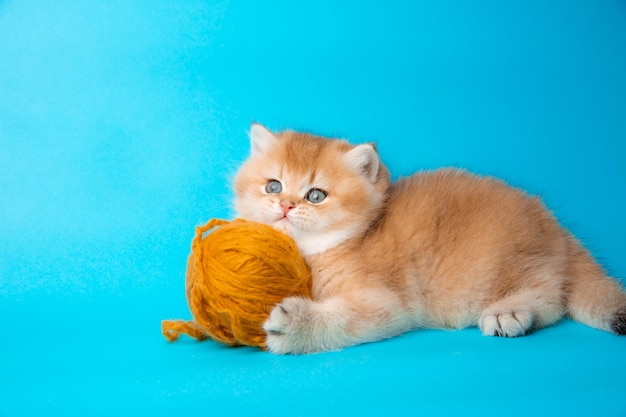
[249,123,279,156]
[344,144,380,183]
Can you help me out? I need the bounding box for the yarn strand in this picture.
[162,319,209,342]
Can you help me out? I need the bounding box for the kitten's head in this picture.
[234,124,390,256]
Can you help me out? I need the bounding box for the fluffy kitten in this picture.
[234,124,626,354]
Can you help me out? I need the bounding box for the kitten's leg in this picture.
[263,292,410,354]
[263,297,351,354]
[478,287,565,337]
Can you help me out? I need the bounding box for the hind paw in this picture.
[479,311,532,337]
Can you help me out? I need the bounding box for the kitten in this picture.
[234,123,626,354]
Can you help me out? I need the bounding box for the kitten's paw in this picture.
[478,311,532,337]
[263,297,313,354]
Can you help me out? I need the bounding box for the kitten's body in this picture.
[234,124,626,354]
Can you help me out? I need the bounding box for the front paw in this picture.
[263,297,312,354]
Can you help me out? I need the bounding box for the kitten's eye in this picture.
[265,180,282,194]
[306,188,327,204]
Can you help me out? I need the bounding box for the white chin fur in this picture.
[281,224,357,256]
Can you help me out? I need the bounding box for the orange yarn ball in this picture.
[162,218,312,349]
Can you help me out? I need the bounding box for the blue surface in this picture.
[1,1,625,416]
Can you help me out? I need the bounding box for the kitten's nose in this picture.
[280,200,296,215]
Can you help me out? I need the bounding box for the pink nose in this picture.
[280,200,296,215]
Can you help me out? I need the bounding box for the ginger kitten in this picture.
[234,124,626,354]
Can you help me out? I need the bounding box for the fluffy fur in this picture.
[234,124,626,354]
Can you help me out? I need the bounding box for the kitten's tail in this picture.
[566,238,626,335]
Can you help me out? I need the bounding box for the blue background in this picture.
[1,1,625,416]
